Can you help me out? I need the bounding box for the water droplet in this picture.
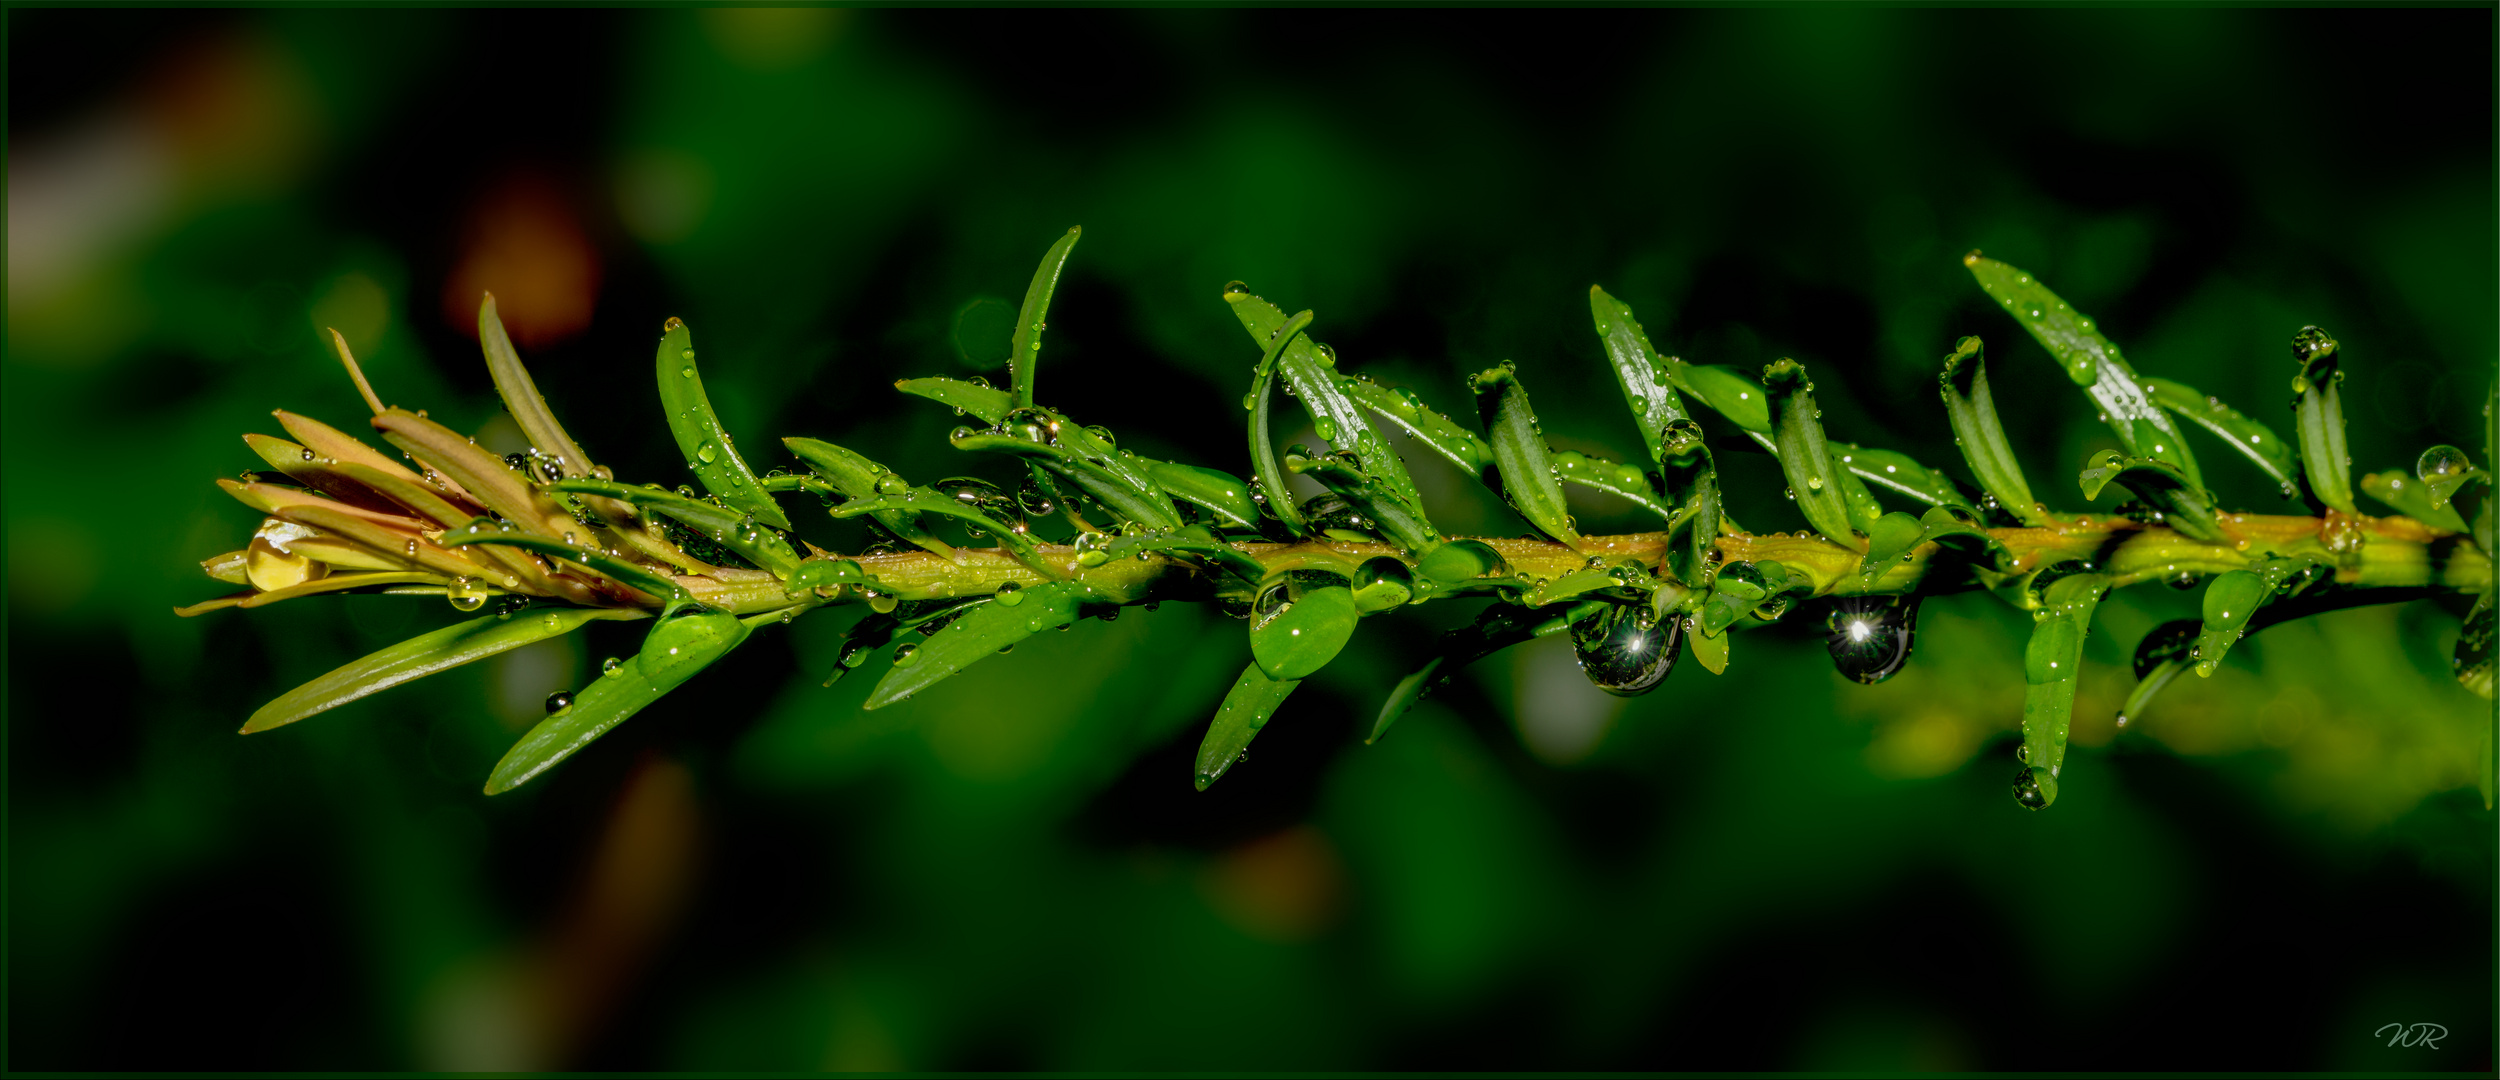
[447,576,488,611]
[892,642,919,666]
[1223,280,1249,296]
[2011,766,2056,810]
[1570,602,1681,696]
[680,366,695,378]
[994,581,1026,607]
[544,690,574,713]
[1823,594,1919,684]
[601,656,623,676]
[696,442,719,465]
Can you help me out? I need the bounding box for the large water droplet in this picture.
[544,690,574,713]
[995,581,1025,607]
[447,576,488,612]
[1569,602,1681,696]
[695,442,719,465]
[1823,594,1919,684]
[2011,766,2056,810]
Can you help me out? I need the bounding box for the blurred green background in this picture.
[7,8,2492,1070]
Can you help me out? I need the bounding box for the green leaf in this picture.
[1010,227,1082,409]
[1551,450,1678,523]
[1243,306,1315,535]
[1588,285,1688,466]
[946,416,1180,530]
[486,609,749,793]
[1248,572,1358,681]
[1859,512,1927,574]
[1280,445,1438,551]
[1966,254,2204,491]
[438,522,691,606]
[244,607,644,733]
[1195,661,1301,791]
[2360,470,2471,534]
[1228,292,1429,533]
[2144,376,2297,498]
[478,293,598,480]
[2013,572,2110,810]
[1830,450,1885,534]
[1661,450,1723,587]
[864,582,1094,708]
[1830,441,1977,513]
[372,408,583,543]
[550,478,803,578]
[2190,557,2324,677]
[1471,365,1581,548]
[1146,461,1260,529]
[1523,567,1624,608]
[1676,364,1772,434]
[896,376,1013,426]
[825,488,1049,572]
[2288,326,2354,513]
[654,318,792,531]
[1337,377,1494,473]
[2076,450,2226,543]
[781,437,958,560]
[2457,591,2493,700]
[1092,525,1268,585]
[1697,560,1790,635]
[1762,359,1863,549]
[1936,337,2051,526]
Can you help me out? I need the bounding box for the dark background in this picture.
[7,8,2492,1070]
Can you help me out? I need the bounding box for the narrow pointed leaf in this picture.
[373,408,583,541]
[1589,285,1689,465]
[274,409,481,509]
[439,525,688,606]
[2144,376,2297,496]
[1551,450,1678,522]
[1095,527,1268,584]
[1195,662,1300,790]
[1281,446,1437,551]
[1676,364,1773,434]
[1010,226,1081,408]
[2359,471,2470,534]
[1830,450,1884,533]
[944,427,1179,530]
[1831,440,1977,513]
[2076,450,2226,542]
[2288,326,2354,513]
[865,581,1096,708]
[1147,462,1259,529]
[550,478,804,577]
[824,488,1048,572]
[782,437,958,560]
[239,570,455,609]
[1663,453,1723,587]
[1338,378,1495,473]
[1762,359,1863,549]
[486,609,749,793]
[246,607,644,733]
[1472,365,1580,548]
[1936,337,2051,525]
[1967,253,2204,490]
[1243,306,1313,535]
[1228,292,1427,523]
[897,376,1014,426]
[277,503,495,581]
[2014,572,2109,810]
[478,293,598,480]
[244,433,411,517]
[655,318,792,530]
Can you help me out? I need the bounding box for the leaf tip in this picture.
[1963,249,1983,267]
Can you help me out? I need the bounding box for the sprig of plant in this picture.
[181,235,2496,810]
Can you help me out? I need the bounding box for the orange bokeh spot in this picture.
[445,172,599,349]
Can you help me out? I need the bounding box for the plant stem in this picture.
[675,511,2489,616]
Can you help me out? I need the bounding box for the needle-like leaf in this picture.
[2012,571,2110,810]
[1194,661,1301,791]
[246,607,644,733]
[479,293,599,480]
[2144,377,2297,498]
[550,478,804,577]
[1762,359,1863,549]
[485,609,749,793]
[897,376,1014,426]
[1010,227,1081,409]
[1967,253,2204,491]
[1936,336,2051,526]
[1472,365,1581,549]
[655,317,793,530]
[865,582,1097,708]
[1588,285,1689,466]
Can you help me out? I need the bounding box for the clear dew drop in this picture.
[995,581,1025,607]
[446,576,488,611]
[601,656,623,676]
[544,690,574,713]
[695,442,719,465]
